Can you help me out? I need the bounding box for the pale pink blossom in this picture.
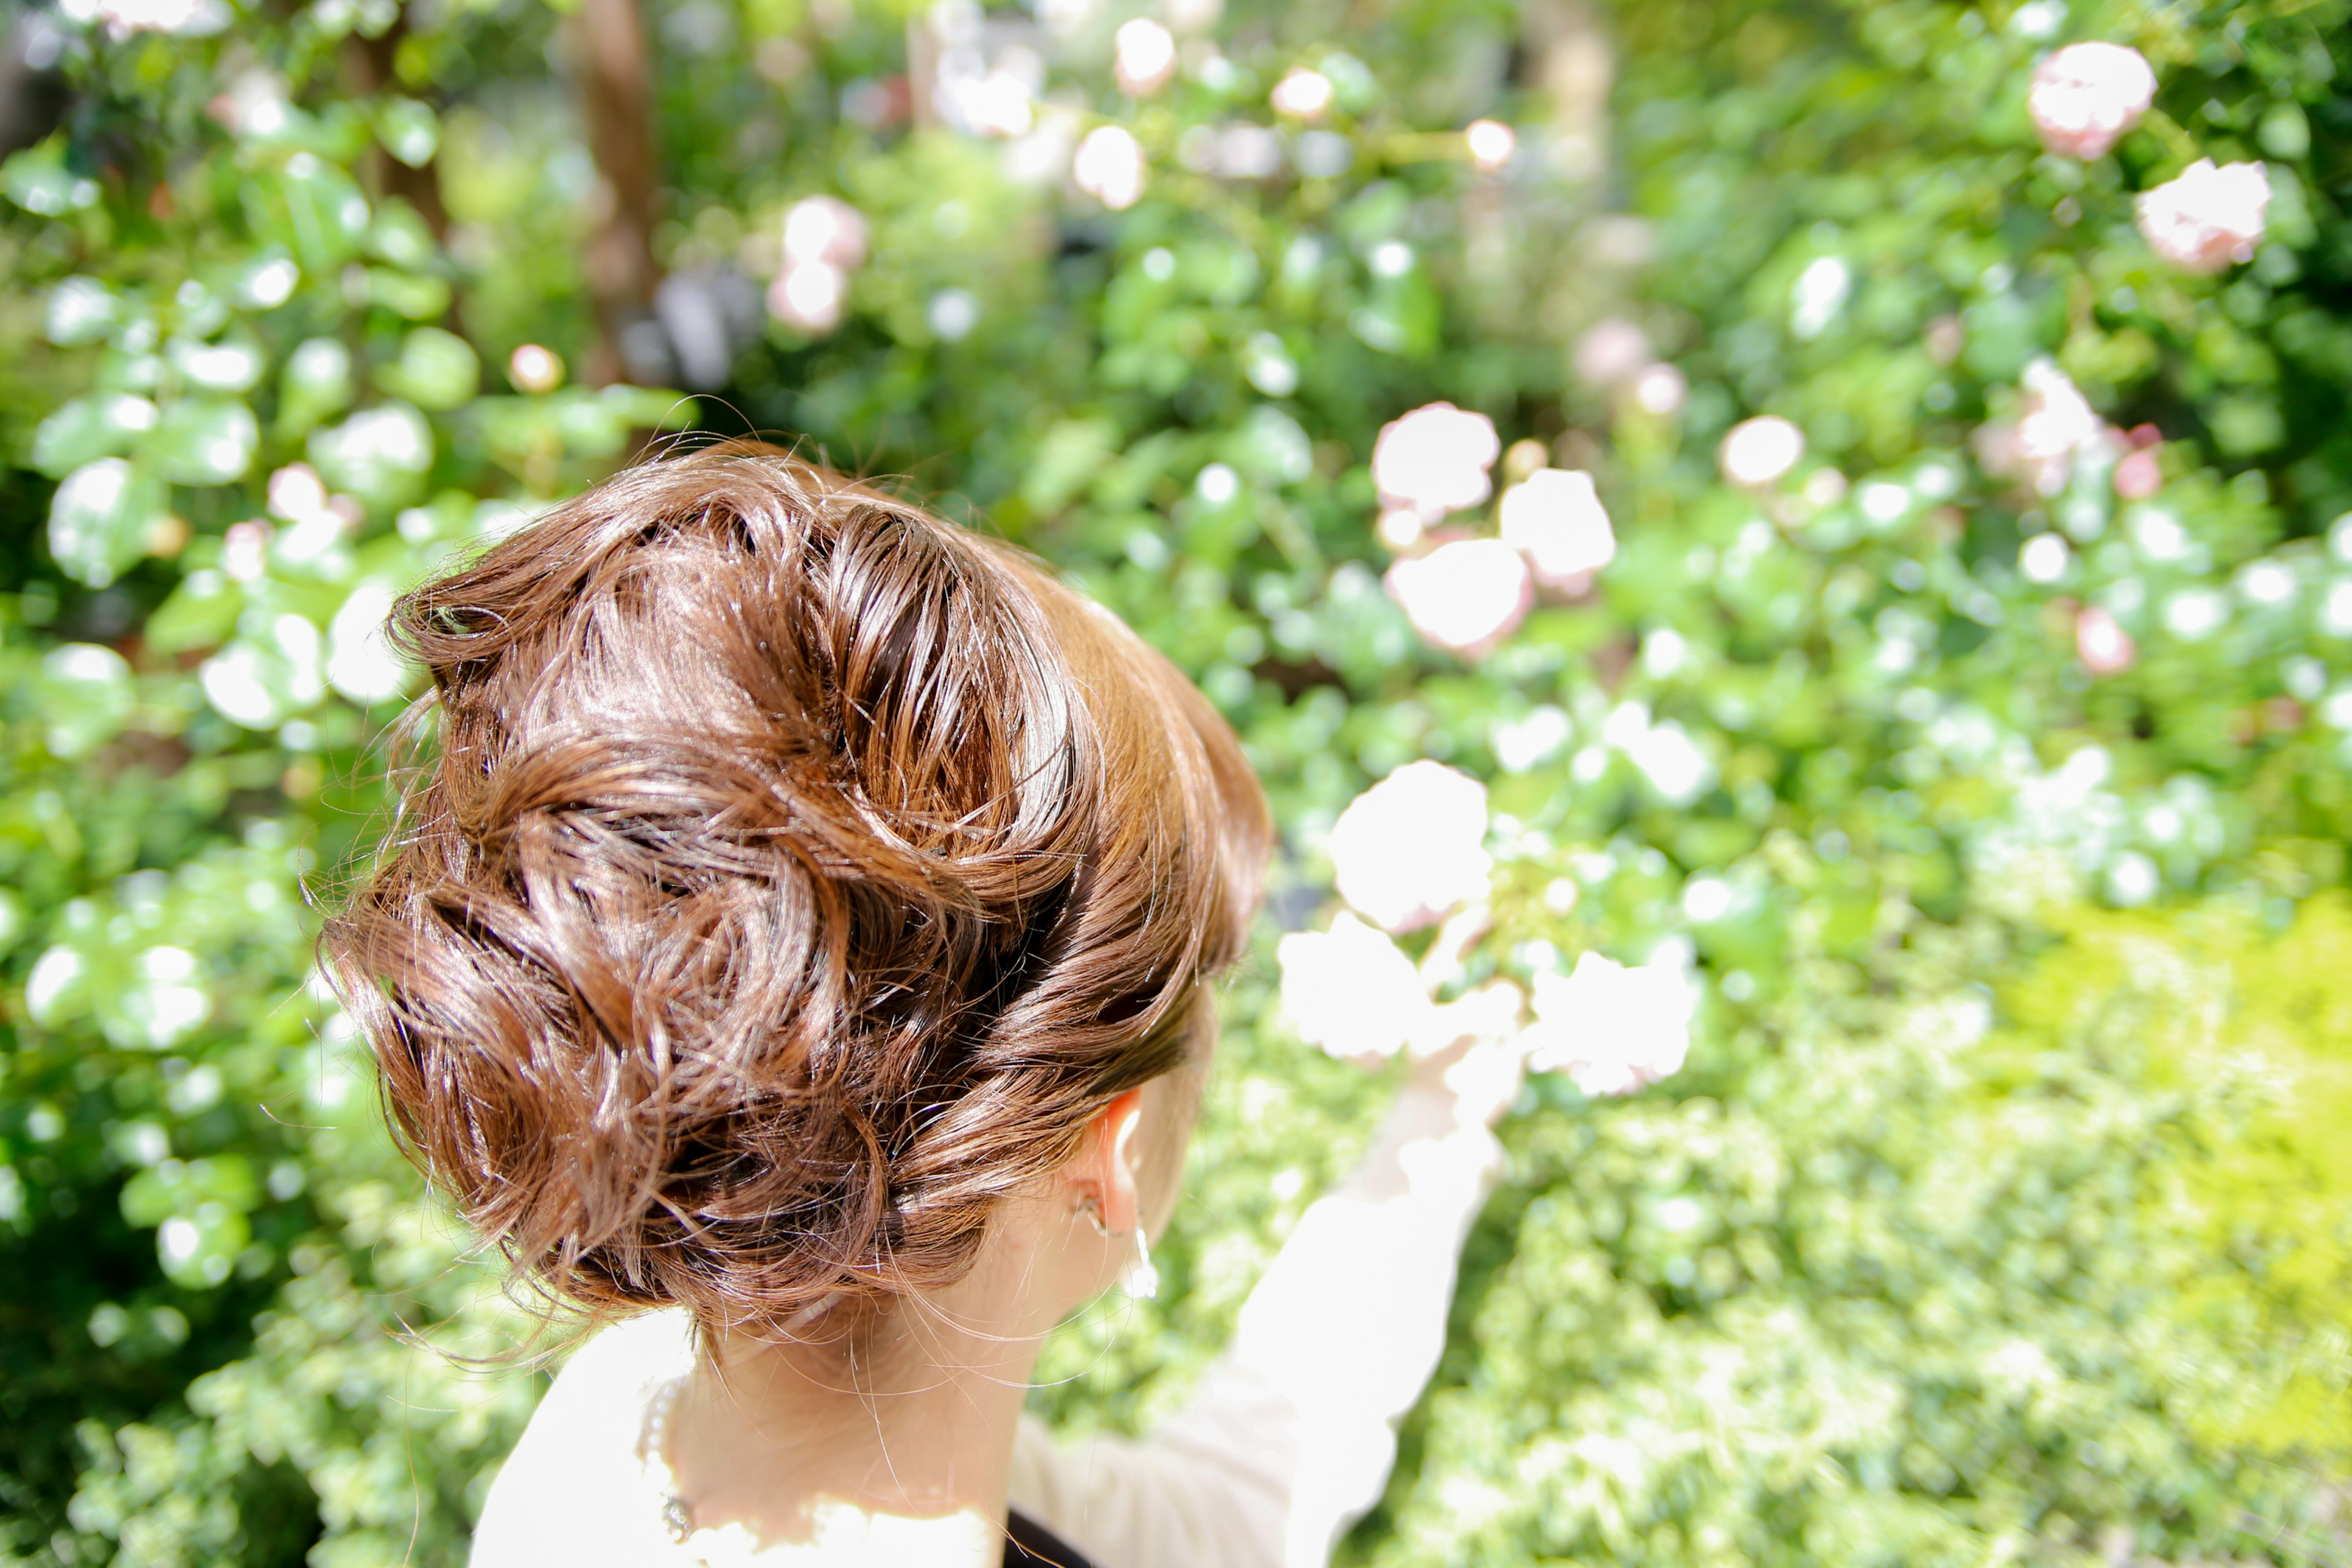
[1371,402,1500,518]
[1072,125,1148,209]
[1573,319,1651,388]
[222,520,271,584]
[2029,42,2157,160]
[1328,760,1491,932]
[1270,67,1335,121]
[782,196,869,270]
[1276,913,1431,1060]
[1499,468,1615,589]
[769,262,848,332]
[1977,358,2108,497]
[1384,538,1531,657]
[1464,119,1516,172]
[1522,951,1696,1096]
[2076,605,2136,673]
[1717,415,1805,488]
[2136,159,2269,274]
[1112,18,1178,95]
[2114,446,2162,499]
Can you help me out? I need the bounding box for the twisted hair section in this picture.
[322,444,1270,1327]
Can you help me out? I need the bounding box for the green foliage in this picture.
[2,0,2350,1562]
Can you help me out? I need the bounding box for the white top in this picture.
[470,1083,1504,1568]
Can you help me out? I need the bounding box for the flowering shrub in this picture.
[3,0,2350,1563]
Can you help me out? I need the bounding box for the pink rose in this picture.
[2136,159,2271,274]
[2029,42,2157,160]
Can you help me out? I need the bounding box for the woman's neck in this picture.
[662,1191,1093,1564]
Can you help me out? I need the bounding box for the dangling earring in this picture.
[1123,1226,1158,1302]
[1080,1196,1110,1236]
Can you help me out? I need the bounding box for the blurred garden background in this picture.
[4,0,2351,1562]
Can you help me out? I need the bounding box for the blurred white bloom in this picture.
[1371,401,1499,518]
[2163,589,2225,639]
[1271,67,1335,120]
[1681,876,1734,923]
[1277,913,1430,1060]
[2020,532,2071,583]
[1499,468,1615,588]
[769,262,848,332]
[508,344,564,394]
[1376,508,1424,552]
[1492,704,1570,773]
[2076,605,2136,674]
[1789,255,1851,340]
[1572,318,1650,388]
[1328,760,1491,933]
[1195,462,1240,504]
[1717,415,1805,488]
[783,196,869,270]
[1464,118,1516,172]
[927,288,980,341]
[1523,951,1696,1096]
[1630,363,1687,415]
[327,580,407,704]
[1384,538,1531,657]
[92,0,226,37]
[221,520,270,584]
[1113,18,1177,94]
[1602,701,1715,803]
[2029,42,2156,159]
[1977,358,2107,496]
[1073,124,1148,209]
[2136,159,2270,274]
[266,463,331,524]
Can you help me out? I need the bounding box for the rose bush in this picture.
[2,0,2349,1563]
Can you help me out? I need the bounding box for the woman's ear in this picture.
[1068,1090,1146,1234]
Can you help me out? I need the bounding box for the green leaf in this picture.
[375,97,440,168]
[376,326,480,412]
[47,458,168,587]
[166,333,268,394]
[33,643,137,760]
[307,401,434,503]
[44,276,121,346]
[241,152,371,273]
[143,399,260,486]
[1,137,99,217]
[279,336,355,436]
[30,394,159,478]
[145,568,245,655]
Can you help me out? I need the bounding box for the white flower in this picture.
[1113,18,1177,94]
[1717,415,1805,488]
[2029,42,2157,160]
[508,344,565,394]
[1977,358,2108,496]
[769,262,848,332]
[1523,951,1697,1096]
[2136,159,2270,274]
[1371,401,1499,517]
[92,0,227,37]
[1499,467,1615,588]
[1277,913,1430,1060]
[1630,363,1687,416]
[783,196,869,270]
[1464,118,1516,172]
[1328,760,1491,933]
[1072,125,1148,210]
[1270,67,1334,121]
[1384,538,1531,657]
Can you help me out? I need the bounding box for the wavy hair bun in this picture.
[323,444,1270,1325]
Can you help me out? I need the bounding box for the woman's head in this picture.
[324,443,1270,1330]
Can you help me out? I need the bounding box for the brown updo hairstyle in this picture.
[322,443,1271,1329]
